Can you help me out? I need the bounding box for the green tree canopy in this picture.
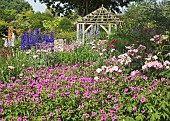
[35,0,138,16]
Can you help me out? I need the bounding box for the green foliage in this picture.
[37,0,138,16]
[58,17,72,32]
[0,20,8,37]
[0,0,33,21]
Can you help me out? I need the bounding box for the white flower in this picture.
[111,49,115,52]
[100,53,103,56]
[96,68,102,73]
[166,66,169,69]
[102,49,106,52]
[8,66,15,70]
[26,51,31,54]
[36,49,41,53]
[101,66,107,70]
[152,55,158,60]
[111,66,119,72]
[133,49,138,53]
[33,55,39,59]
[94,76,99,80]
[150,38,155,41]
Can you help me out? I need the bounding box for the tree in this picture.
[35,0,138,16]
[0,0,33,22]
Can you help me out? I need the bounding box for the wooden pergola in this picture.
[76,5,123,44]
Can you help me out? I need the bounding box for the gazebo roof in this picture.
[77,6,123,24]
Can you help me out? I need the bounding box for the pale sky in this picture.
[25,0,47,12]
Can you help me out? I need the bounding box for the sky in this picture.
[25,0,47,12]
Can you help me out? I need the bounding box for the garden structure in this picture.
[76,5,123,44]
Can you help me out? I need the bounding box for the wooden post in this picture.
[82,23,85,44]
[76,23,79,42]
[108,24,111,35]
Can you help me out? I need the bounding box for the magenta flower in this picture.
[83,91,90,98]
[48,94,55,98]
[0,101,3,106]
[41,116,46,120]
[100,110,105,113]
[49,112,54,117]
[100,113,107,120]
[114,98,118,103]
[140,96,146,103]
[112,115,118,121]
[92,112,97,117]
[113,105,119,111]
[17,117,22,121]
[107,94,112,98]
[0,108,3,114]
[132,107,137,111]
[69,110,74,114]
[56,118,61,121]
[141,110,145,113]
[86,113,90,118]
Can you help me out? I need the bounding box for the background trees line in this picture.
[0,0,170,43]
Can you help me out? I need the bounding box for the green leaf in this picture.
[135,114,145,121]
[109,73,112,78]
[127,106,132,113]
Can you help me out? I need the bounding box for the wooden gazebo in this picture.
[76,5,123,44]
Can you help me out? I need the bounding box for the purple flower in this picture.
[92,112,97,117]
[41,116,46,120]
[109,109,115,113]
[49,112,54,117]
[100,113,107,120]
[99,110,105,113]
[140,96,146,103]
[113,105,119,111]
[112,115,118,121]
[83,91,91,98]
[56,118,61,121]
[17,117,22,121]
[0,109,3,114]
[85,113,90,118]
[114,98,118,103]
[48,94,55,98]
[133,107,137,111]
[141,110,145,113]
[69,110,74,114]
[107,94,112,98]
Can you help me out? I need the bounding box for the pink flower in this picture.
[113,105,119,110]
[83,91,90,98]
[112,115,118,121]
[8,66,15,70]
[0,108,3,114]
[102,48,107,52]
[69,110,74,114]
[92,112,97,117]
[56,118,61,121]
[100,53,103,56]
[133,107,137,111]
[140,96,146,103]
[100,113,107,120]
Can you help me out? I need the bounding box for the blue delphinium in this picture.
[21,34,26,50]
[29,30,33,48]
[50,32,54,43]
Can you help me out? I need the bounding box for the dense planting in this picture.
[0,32,170,120]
